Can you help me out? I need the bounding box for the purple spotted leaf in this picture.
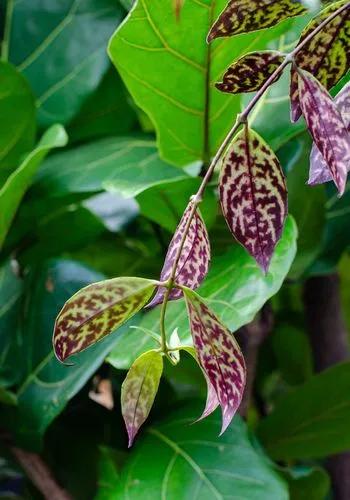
[309,81,350,185]
[53,277,157,362]
[182,346,220,420]
[290,0,350,122]
[216,51,284,94]
[207,0,307,41]
[147,202,210,308]
[219,125,287,273]
[121,350,163,447]
[183,289,246,434]
[298,69,350,195]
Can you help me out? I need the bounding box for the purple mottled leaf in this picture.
[219,125,287,273]
[290,0,350,122]
[309,81,350,185]
[298,69,350,195]
[147,202,210,308]
[183,289,246,434]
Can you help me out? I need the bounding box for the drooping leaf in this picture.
[32,136,188,199]
[0,125,67,249]
[9,0,125,127]
[290,0,350,122]
[207,0,307,41]
[216,50,284,94]
[121,350,163,447]
[109,0,296,166]
[0,62,35,183]
[309,81,350,185]
[147,202,210,308]
[257,361,350,459]
[219,125,287,272]
[53,277,157,362]
[110,403,289,499]
[107,216,297,369]
[183,288,246,433]
[297,69,350,195]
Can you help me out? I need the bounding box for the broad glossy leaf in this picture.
[298,69,350,195]
[258,361,350,459]
[148,202,210,308]
[10,260,123,449]
[216,51,284,94]
[290,0,350,122]
[109,0,295,166]
[0,62,35,183]
[53,276,157,362]
[109,403,289,499]
[121,350,163,446]
[219,126,287,272]
[107,216,297,369]
[0,125,67,249]
[208,0,307,41]
[309,81,350,185]
[32,136,187,199]
[184,289,245,433]
[9,0,124,127]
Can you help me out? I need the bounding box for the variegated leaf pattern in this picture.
[121,350,163,447]
[182,346,220,420]
[309,81,350,185]
[53,277,157,362]
[147,202,210,308]
[207,0,307,41]
[290,0,350,122]
[216,51,284,94]
[183,288,245,434]
[219,125,287,273]
[298,69,350,195]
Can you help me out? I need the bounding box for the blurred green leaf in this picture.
[0,124,67,249]
[258,361,350,459]
[109,0,296,166]
[33,136,188,199]
[107,216,297,369]
[95,447,123,500]
[9,259,122,449]
[0,62,35,183]
[102,403,288,499]
[9,0,124,127]
[283,466,330,500]
[67,67,138,143]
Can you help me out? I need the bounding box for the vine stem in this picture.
[158,1,350,351]
[1,0,14,61]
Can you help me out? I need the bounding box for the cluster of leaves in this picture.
[1,0,350,498]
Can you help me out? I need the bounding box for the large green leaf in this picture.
[257,361,350,459]
[0,62,35,183]
[9,0,125,127]
[107,215,297,369]
[100,403,288,499]
[0,124,67,249]
[109,0,297,166]
[32,136,188,199]
[9,259,122,449]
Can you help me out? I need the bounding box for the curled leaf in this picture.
[216,51,284,95]
[297,69,350,195]
[147,202,210,308]
[53,277,156,362]
[183,289,246,434]
[290,0,350,122]
[219,125,287,273]
[208,0,307,41]
[309,81,350,185]
[121,350,163,447]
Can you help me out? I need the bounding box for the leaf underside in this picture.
[53,277,156,362]
[219,125,288,273]
[208,0,307,41]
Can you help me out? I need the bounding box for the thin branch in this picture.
[158,1,350,341]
